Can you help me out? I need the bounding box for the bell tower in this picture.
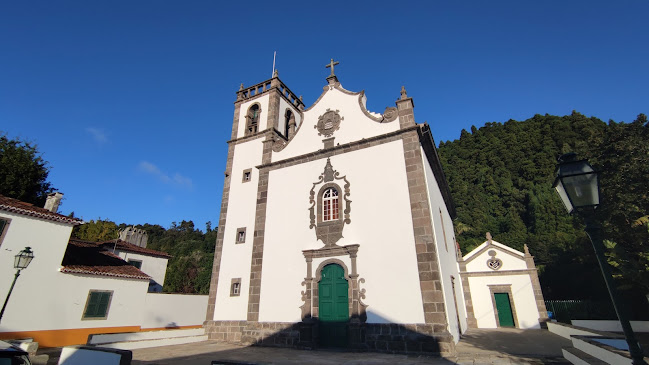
[206,71,304,323]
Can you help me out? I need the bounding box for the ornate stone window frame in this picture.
[308,158,351,247]
[230,278,242,297]
[488,284,519,328]
[245,103,261,136]
[301,245,367,323]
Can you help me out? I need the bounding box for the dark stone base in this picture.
[204,320,456,356]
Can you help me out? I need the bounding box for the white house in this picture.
[0,193,207,347]
[96,238,171,293]
[459,233,548,329]
[204,64,467,356]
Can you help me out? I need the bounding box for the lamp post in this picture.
[0,247,34,323]
[554,153,646,364]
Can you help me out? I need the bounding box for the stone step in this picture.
[95,335,209,350]
[88,328,204,345]
[562,347,609,365]
[570,336,631,365]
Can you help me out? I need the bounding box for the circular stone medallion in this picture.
[316,109,343,137]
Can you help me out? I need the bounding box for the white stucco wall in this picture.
[114,251,168,290]
[272,85,400,162]
[421,151,467,342]
[467,274,540,329]
[260,141,425,324]
[212,138,264,321]
[141,293,208,329]
[0,211,80,331]
[237,96,270,138]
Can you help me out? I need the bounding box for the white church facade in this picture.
[205,61,547,356]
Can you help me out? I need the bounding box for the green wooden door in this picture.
[318,264,348,348]
[494,293,515,327]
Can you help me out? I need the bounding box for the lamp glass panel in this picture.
[14,251,33,269]
[554,182,574,213]
[558,161,599,208]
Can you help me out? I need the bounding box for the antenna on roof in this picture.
[271,51,276,78]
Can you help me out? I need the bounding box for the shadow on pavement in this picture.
[130,342,457,365]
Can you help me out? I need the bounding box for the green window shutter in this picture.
[84,292,100,318]
[0,219,6,234]
[97,292,111,317]
[84,291,112,319]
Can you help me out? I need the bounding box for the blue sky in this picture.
[2,1,647,232]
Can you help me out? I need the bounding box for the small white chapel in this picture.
[204,60,547,356]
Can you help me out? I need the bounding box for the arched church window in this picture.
[246,104,260,135]
[284,109,293,137]
[322,187,339,221]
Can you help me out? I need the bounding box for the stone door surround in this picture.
[301,244,367,323]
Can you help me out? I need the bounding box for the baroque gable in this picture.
[271,83,401,162]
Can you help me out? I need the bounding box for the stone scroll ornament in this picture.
[486,250,503,270]
[308,158,351,247]
[315,109,343,137]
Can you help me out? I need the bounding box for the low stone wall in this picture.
[204,320,455,356]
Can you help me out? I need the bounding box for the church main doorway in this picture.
[318,264,349,348]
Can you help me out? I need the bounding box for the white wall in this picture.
[421,150,467,342]
[260,141,425,324]
[212,138,264,321]
[141,293,208,329]
[114,251,167,290]
[272,85,400,162]
[468,274,540,329]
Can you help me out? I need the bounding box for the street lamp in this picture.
[554,153,646,364]
[0,247,34,323]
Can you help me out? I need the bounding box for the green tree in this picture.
[438,111,648,308]
[0,133,54,206]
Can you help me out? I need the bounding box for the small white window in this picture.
[242,169,252,183]
[230,278,241,296]
[236,228,246,244]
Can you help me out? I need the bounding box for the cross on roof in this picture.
[325,58,339,77]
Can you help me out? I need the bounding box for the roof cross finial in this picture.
[325,58,339,77]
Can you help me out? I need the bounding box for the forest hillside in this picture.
[437,111,648,306]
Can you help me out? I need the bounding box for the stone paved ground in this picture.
[37,328,573,364]
[129,329,572,365]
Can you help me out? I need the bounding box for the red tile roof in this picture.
[0,195,82,225]
[60,239,151,280]
[98,240,172,259]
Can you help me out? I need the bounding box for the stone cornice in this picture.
[460,269,536,277]
[256,125,420,171]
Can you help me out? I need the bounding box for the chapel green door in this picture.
[318,264,349,348]
[494,293,515,327]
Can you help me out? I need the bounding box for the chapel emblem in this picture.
[486,250,503,270]
[315,109,343,137]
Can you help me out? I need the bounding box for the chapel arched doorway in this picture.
[318,263,348,348]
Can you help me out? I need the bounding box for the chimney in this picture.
[44,192,63,213]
